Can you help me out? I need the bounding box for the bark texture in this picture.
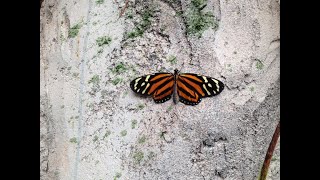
[40,0,280,179]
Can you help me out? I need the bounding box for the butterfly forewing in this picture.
[177,73,224,105]
[130,73,174,103]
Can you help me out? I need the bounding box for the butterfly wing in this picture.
[130,73,174,103]
[177,73,224,105]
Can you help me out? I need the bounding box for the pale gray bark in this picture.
[40,0,280,179]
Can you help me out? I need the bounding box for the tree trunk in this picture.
[40,0,280,179]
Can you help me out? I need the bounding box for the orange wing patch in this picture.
[153,88,174,101]
[178,76,205,96]
[177,87,201,105]
[148,76,173,95]
[177,80,196,98]
[150,73,172,82]
[179,74,202,83]
[152,77,174,103]
[155,79,174,95]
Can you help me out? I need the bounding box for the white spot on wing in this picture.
[212,79,220,91]
[202,76,208,83]
[203,84,211,96]
[134,78,141,90]
[142,83,150,94]
[145,75,150,82]
[135,78,141,82]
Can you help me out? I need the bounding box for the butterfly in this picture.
[130,69,224,105]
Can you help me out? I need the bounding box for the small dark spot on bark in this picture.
[203,139,214,147]
[214,133,227,142]
[215,167,228,178]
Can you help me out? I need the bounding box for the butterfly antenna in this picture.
[179,62,185,73]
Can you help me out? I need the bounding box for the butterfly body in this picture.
[172,68,179,104]
[130,69,224,106]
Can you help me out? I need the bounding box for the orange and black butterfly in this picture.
[130,69,224,106]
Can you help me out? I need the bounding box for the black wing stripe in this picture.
[155,82,174,96]
[178,76,204,97]
[179,73,203,83]
[148,76,174,95]
[149,74,172,83]
[180,74,224,97]
[179,74,210,96]
[129,73,173,96]
[177,87,201,105]
[177,80,197,98]
[177,83,196,98]
[149,73,173,82]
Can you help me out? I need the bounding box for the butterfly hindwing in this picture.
[152,76,174,103]
[177,86,202,105]
[130,73,174,103]
[176,76,201,105]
